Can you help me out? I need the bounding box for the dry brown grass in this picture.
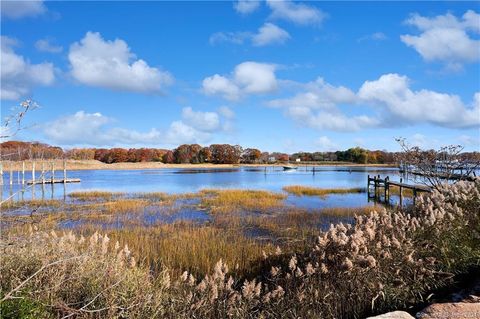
[200,189,287,214]
[69,190,124,201]
[283,185,364,197]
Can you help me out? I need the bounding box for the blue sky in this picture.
[1,0,479,152]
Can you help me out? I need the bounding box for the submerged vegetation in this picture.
[1,180,479,318]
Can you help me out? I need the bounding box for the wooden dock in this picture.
[27,178,81,185]
[368,175,431,206]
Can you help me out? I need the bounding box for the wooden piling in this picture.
[399,178,403,206]
[51,162,55,183]
[9,164,13,186]
[63,160,67,182]
[32,162,36,184]
[22,162,25,185]
[0,162,3,185]
[41,162,46,184]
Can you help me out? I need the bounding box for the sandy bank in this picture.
[1,160,397,171]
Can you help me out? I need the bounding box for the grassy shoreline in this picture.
[1,159,397,171]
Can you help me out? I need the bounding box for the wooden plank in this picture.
[27,178,81,185]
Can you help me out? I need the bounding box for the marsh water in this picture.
[1,165,407,206]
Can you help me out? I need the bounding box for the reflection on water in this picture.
[2,166,402,205]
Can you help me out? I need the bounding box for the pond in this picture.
[1,165,410,207]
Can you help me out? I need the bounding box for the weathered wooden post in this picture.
[32,161,36,184]
[413,188,417,206]
[367,175,370,197]
[63,160,67,182]
[9,164,13,186]
[399,178,403,207]
[51,162,55,183]
[41,162,46,184]
[21,161,25,185]
[384,176,389,202]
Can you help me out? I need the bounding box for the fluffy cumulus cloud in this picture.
[210,23,290,47]
[203,61,277,100]
[42,107,235,147]
[266,0,326,25]
[252,23,290,46]
[268,73,479,131]
[315,136,338,151]
[400,10,480,68]
[358,73,479,128]
[234,0,260,14]
[35,38,63,53]
[181,107,220,132]
[1,36,55,100]
[68,32,173,94]
[1,0,46,19]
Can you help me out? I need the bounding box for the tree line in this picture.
[2,141,478,165]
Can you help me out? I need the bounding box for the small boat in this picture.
[283,165,297,170]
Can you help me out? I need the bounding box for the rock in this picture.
[367,311,415,319]
[416,302,480,319]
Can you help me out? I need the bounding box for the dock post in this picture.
[51,162,55,183]
[399,178,403,207]
[367,175,370,197]
[41,162,45,184]
[0,162,3,185]
[63,160,67,182]
[413,188,417,206]
[384,176,389,202]
[32,162,36,184]
[21,162,25,185]
[9,164,13,186]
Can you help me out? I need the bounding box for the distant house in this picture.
[295,158,301,162]
[268,157,276,163]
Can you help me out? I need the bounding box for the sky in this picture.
[1,0,479,152]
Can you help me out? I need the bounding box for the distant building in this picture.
[295,158,301,162]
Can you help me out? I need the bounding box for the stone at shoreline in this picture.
[367,311,414,319]
[416,302,480,319]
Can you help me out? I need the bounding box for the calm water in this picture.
[1,166,406,207]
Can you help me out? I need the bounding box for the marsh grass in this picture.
[69,190,125,201]
[283,185,365,197]
[200,189,287,214]
[1,181,479,318]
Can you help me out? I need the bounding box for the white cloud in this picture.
[35,38,63,53]
[267,73,479,132]
[210,23,290,47]
[209,31,251,45]
[203,61,278,100]
[266,0,325,25]
[358,73,479,128]
[68,32,173,94]
[315,136,338,151]
[1,36,55,100]
[1,0,46,19]
[252,23,290,46]
[42,107,234,147]
[400,10,480,67]
[268,77,356,109]
[164,121,211,145]
[202,74,241,101]
[218,106,235,120]
[181,107,220,132]
[234,0,260,14]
